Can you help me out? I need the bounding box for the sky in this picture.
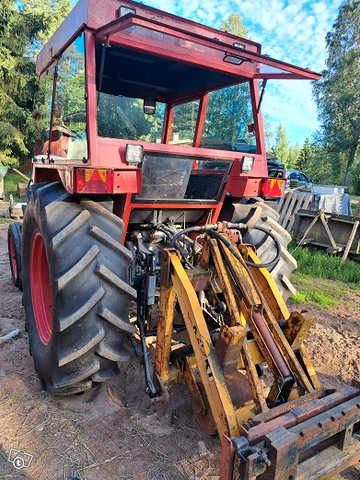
[137,0,342,147]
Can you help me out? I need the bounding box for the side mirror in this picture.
[143,96,156,115]
[247,123,255,135]
[62,111,86,132]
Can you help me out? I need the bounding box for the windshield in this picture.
[95,40,257,152]
[201,83,256,152]
[98,94,166,142]
[170,100,200,146]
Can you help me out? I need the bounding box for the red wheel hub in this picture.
[30,232,53,345]
[9,235,17,279]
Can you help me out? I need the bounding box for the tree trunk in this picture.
[344,143,358,190]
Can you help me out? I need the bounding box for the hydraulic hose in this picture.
[168,223,281,269]
[168,225,212,248]
[242,225,281,269]
[208,227,281,269]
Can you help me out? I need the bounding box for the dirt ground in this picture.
[0,222,359,480]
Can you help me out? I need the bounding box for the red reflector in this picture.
[261,178,285,198]
[76,168,114,193]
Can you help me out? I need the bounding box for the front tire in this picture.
[22,182,136,395]
[8,222,22,290]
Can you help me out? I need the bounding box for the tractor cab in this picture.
[34,0,319,229]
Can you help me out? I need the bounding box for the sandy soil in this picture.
[0,222,359,480]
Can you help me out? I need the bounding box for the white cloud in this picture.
[140,1,342,144]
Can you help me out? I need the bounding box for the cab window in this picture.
[98,94,165,142]
[170,100,200,146]
[50,33,87,161]
[201,82,256,153]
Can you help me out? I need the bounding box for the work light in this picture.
[241,156,254,173]
[126,144,144,166]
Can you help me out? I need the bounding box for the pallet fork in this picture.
[154,226,360,480]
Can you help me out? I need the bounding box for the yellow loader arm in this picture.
[154,228,360,480]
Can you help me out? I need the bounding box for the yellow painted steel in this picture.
[170,252,240,438]
[300,345,321,389]
[241,245,315,394]
[209,239,247,328]
[154,235,321,440]
[245,247,290,322]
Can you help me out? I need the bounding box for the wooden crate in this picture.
[278,190,313,232]
[17,182,27,198]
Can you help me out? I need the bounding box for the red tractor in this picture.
[7,1,360,478]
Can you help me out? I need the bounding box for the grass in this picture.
[350,195,360,216]
[290,272,351,309]
[289,280,342,309]
[289,245,360,308]
[4,170,25,195]
[290,243,360,285]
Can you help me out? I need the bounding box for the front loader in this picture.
[7,0,360,478]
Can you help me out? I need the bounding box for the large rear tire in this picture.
[232,199,297,300]
[22,182,136,395]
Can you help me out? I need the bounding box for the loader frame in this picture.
[154,231,360,479]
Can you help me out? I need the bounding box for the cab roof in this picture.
[36,0,320,83]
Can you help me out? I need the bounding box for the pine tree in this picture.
[287,145,300,169]
[0,0,72,166]
[296,137,312,171]
[313,0,360,188]
[273,124,289,166]
[0,0,46,165]
[201,15,252,146]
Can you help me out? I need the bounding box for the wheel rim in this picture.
[9,234,17,279]
[30,232,53,345]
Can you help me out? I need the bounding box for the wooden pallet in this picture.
[278,189,313,232]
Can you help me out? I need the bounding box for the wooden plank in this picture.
[279,191,295,227]
[283,192,301,231]
[17,182,27,198]
[302,194,313,210]
[278,191,290,221]
[287,193,312,232]
[342,220,359,262]
[11,167,30,182]
[278,191,291,218]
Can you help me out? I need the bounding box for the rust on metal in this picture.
[283,311,315,351]
[215,325,246,372]
[154,232,360,480]
[170,251,240,438]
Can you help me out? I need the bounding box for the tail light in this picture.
[75,168,114,193]
[261,178,286,198]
